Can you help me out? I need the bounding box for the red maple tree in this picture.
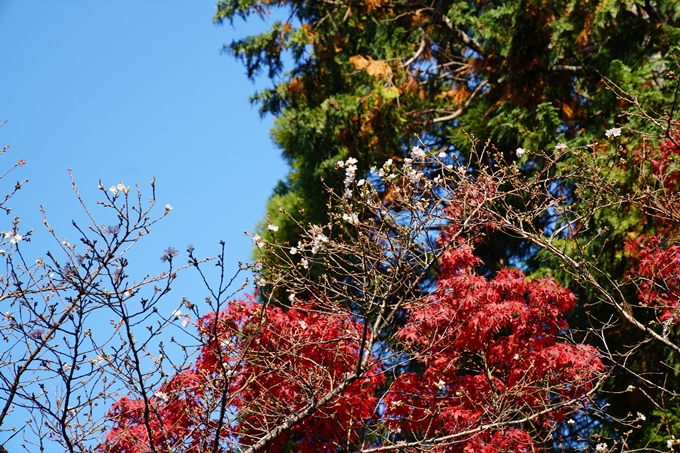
[384,240,603,451]
[625,235,680,324]
[104,295,384,453]
[103,230,603,452]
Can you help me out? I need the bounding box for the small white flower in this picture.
[595,442,608,452]
[109,186,118,195]
[626,385,635,392]
[515,147,525,158]
[172,309,183,318]
[268,224,279,232]
[289,247,298,255]
[252,235,265,247]
[411,146,426,159]
[438,151,447,158]
[357,179,366,187]
[434,379,446,390]
[342,212,359,225]
[605,127,621,138]
[182,317,190,328]
[10,234,22,244]
[669,439,674,449]
[636,412,646,421]
[556,143,567,151]
[346,157,358,165]
[91,356,104,366]
[301,258,309,269]
[0,250,6,255]
[154,391,169,402]
[288,293,296,302]
[457,166,467,175]
[165,204,173,211]
[336,160,345,168]
[384,158,393,167]
[567,419,575,426]
[298,320,307,329]
[406,167,422,183]
[513,353,520,360]
[117,182,126,192]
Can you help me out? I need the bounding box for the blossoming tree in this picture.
[0,144,213,452]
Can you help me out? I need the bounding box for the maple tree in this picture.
[103,242,604,452]
[625,235,680,325]
[105,297,385,453]
[103,243,604,452]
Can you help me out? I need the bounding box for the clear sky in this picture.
[0,2,287,289]
[1,2,288,449]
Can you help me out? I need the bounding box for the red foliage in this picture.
[103,296,382,453]
[443,179,498,241]
[384,243,603,450]
[104,369,221,453]
[626,234,680,323]
[205,299,384,453]
[650,132,680,191]
[104,242,603,453]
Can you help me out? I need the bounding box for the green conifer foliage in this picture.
[217,0,678,253]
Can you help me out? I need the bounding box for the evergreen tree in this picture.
[217,0,678,243]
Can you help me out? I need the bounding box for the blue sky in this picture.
[0,2,288,448]
[0,2,286,286]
